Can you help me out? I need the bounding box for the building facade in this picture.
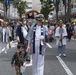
[53,0,76,21]
[0,3,4,19]
[32,0,41,12]
[25,0,32,11]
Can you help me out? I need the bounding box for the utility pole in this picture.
[3,0,7,21]
[65,0,67,23]
[56,0,59,23]
[4,0,10,21]
[60,0,63,20]
[67,0,71,22]
[62,0,67,23]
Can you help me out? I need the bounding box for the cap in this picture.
[59,20,63,23]
[45,20,48,22]
[35,14,44,21]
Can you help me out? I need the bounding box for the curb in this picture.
[71,38,76,41]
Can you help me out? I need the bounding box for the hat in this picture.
[35,14,44,21]
[45,20,48,22]
[59,20,63,23]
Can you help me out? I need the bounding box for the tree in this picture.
[13,1,27,18]
[0,0,27,19]
[53,0,60,23]
[40,0,54,20]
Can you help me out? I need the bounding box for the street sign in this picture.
[5,0,10,5]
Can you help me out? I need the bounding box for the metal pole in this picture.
[56,0,59,23]
[3,0,6,21]
[65,0,67,23]
[67,0,71,22]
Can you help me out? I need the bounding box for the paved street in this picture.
[0,39,76,75]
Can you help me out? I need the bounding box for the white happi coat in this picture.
[0,27,11,52]
[55,26,67,46]
[26,24,47,75]
[0,27,11,42]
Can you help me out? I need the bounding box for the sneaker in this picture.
[63,54,66,57]
[58,54,61,57]
[5,51,7,54]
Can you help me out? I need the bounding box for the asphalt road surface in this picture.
[0,39,76,75]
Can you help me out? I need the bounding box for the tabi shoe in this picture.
[63,54,66,57]
[58,54,62,57]
[5,51,7,54]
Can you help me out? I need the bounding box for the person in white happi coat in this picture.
[55,20,67,57]
[0,22,11,53]
[26,14,48,75]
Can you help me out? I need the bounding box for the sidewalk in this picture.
[72,35,76,41]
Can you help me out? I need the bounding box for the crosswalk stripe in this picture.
[26,56,32,67]
[46,43,74,75]
[56,56,74,75]
[46,43,52,48]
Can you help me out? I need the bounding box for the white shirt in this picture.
[3,28,6,42]
[21,26,28,38]
[36,25,41,40]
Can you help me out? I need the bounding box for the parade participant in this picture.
[0,22,11,53]
[16,18,30,62]
[43,20,49,42]
[55,20,67,57]
[11,44,27,75]
[28,20,33,31]
[16,18,28,44]
[66,22,74,42]
[26,14,48,75]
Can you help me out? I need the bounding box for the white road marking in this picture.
[11,43,17,48]
[26,55,32,67]
[71,38,76,41]
[7,41,18,49]
[46,43,52,48]
[0,47,5,54]
[47,43,73,75]
[7,43,9,49]
[56,56,73,75]
[11,42,17,48]
[1,47,5,52]
[26,58,32,67]
[0,41,17,54]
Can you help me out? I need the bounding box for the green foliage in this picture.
[40,0,54,19]
[12,0,26,18]
[0,0,26,18]
[0,0,4,2]
[41,5,50,19]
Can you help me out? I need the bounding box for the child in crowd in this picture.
[11,44,27,75]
